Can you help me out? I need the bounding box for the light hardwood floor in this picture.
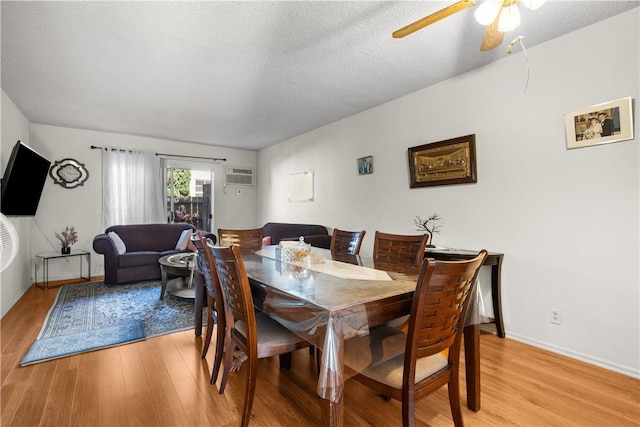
[2,284,639,426]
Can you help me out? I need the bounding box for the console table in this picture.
[35,250,91,289]
[426,248,505,338]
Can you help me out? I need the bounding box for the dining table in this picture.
[230,246,485,427]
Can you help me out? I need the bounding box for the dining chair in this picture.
[343,250,488,427]
[217,228,263,255]
[372,231,429,274]
[192,236,226,385]
[210,244,312,427]
[330,228,366,256]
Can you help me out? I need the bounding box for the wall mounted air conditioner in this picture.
[224,167,254,187]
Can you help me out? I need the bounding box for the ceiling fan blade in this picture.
[393,0,476,39]
[480,7,504,51]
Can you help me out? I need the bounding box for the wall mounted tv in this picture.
[1,141,51,216]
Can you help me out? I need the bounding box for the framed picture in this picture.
[288,170,314,202]
[565,97,634,149]
[408,134,477,188]
[357,155,373,175]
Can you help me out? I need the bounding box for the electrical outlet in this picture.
[549,309,562,325]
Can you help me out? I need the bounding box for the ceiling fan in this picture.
[392,0,546,52]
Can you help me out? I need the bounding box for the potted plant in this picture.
[55,226,78,254]
[413,214,441,248]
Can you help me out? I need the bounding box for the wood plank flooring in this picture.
[2,284,639,426]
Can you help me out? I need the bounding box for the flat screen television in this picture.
[1,141,51,216]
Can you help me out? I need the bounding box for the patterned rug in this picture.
[21,279,205,366]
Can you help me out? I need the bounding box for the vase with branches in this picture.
[55,226,78,254]
[414,214,441,248]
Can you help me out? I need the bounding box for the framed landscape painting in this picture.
[565,97,634,149]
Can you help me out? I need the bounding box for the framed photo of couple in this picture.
[565,97,634,149]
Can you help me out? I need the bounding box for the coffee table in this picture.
[158,253,196,299]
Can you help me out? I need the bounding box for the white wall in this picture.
[1,91,34,316]
[257,10,639,377]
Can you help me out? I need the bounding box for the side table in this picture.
[35,250,91,289]
[158,253,196,299]
[426,248,505,338]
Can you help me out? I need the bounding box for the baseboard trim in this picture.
[32,275,105,289]
[507,332,640,379]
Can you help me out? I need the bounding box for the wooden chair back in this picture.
[210,245,256,344]
[347,250,487,426]
[210,244,311,427]
[217,228,263,255]
[410,250,487,360]
[372,231,429,274]
[192,236,226,383]
[330,228,366,256]
[192,236,217,298]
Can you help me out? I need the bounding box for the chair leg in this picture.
[279,352,292,369]
[241,350,258,427]
[211,314,225,384]
[448,378,464,427]
[315,347,321,376]
[201,304,214,359]
[218,333,235,393]
[402,396,416,427]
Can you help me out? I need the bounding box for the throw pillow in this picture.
[107,231,127,255]
[262,236,272,246]
[175,229,193,250]
[187,230,202,252]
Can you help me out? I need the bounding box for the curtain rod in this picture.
[90,145,226,162]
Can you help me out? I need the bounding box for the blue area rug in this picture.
[21,280,204,366]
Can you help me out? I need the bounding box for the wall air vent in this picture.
[224,167,254,187]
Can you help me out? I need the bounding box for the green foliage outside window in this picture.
[167,169,191,197]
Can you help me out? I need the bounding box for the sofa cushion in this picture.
[117,251,162,268]
[108,231,127,255]
[175,229,193,250]
[187,230,202,252]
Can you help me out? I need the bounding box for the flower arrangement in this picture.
[582,127,596,139]
[414,214,442,247]
[55,226,78,249]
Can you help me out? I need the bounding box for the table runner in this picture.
[256,246,392,281]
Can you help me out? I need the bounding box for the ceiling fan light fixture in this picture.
[497,3,521,32]
[520,0,546,10]
[474,0,503,25]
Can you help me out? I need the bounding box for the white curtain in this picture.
[101,147,165,228]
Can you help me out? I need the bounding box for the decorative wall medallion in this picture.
[49,158,89,189]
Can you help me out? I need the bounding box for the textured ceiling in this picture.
[2,1,638,151]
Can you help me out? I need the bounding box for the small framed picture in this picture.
[564,97,634,149]
[357,156,373,175]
